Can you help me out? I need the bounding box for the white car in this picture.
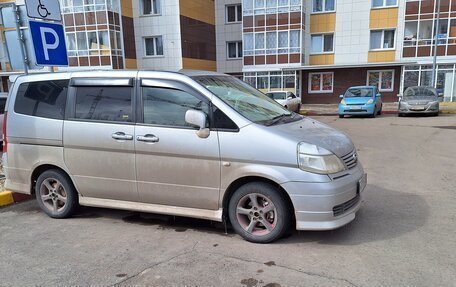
[266,91,301,113]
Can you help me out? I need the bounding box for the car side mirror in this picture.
[339,95,344,98]
[287,96,292,100]
[185,110,210,138]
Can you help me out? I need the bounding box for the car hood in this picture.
[343,97,374,104]
[275,99,287,105]
[267,117,355,157]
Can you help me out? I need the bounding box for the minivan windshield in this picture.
[403,86,437,99]
[344,88,373,98]
[194,76,300,125]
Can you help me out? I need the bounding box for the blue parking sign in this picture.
[29,20,68,66]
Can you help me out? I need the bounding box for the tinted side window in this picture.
[212,105,238,131]
[142,87,209,127]
[14,80,69,119]
[0,99,6,114]
[75,86,133,122]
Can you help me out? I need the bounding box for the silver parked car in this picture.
[265,91,301,112]
[3,70,366,243]
[398,86,441,116]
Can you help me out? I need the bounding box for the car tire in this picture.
[35,169,78,219]
[296,104,301,113]
[339,114,344,118]
[228,182,291,243]
[398,113,404,117]
[370,111,376,118]
[377,106,382,115]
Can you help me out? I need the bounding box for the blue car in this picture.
[338,86,383,118]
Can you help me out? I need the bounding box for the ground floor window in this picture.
[367,70,394,92]
[243,71,298,94]
[403,64,456,102]
[308,72,333,93]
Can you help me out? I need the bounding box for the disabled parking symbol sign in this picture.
[29,20,68,66]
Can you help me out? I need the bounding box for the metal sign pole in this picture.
[13,3,29,74]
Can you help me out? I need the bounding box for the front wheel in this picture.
[35,170,78,219]
[228,182,291,243]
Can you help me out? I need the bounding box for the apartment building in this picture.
[214,0,456,103]
[1,0,456,103]
[133,0,216,71]
[0,0,216,90]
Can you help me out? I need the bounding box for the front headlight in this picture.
[341,99,346,105]
[366,99,374,104]
[298,142,345,174]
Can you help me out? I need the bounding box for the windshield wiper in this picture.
[263,113,294,126]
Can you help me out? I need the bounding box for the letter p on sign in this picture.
[40,27,59,60]
[29,20,68,66]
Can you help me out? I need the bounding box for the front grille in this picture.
[344,109,367,112]
[341,149,358,169]
[333,192,360,217]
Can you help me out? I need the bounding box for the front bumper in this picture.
[399,102,439,114]
[338,103,375,115]
[282,164,366,230]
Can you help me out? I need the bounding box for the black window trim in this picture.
[66,79,137,125]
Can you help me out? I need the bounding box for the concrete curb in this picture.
[0,191,32,207]
[0,191,14,207]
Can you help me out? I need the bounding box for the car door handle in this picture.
[137,134,159,143]
[112,132,133,141]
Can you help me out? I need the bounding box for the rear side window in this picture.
[14,80,69,119]
[74,86,133,122]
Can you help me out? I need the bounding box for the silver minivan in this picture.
[3,70,366,243]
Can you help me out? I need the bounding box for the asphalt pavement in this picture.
[1,114,455,287]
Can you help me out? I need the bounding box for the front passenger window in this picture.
[142,87,209,127]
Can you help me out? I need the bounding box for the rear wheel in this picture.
[228,182,290,243]
[35,170,78,218]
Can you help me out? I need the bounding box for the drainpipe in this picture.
[431,0,441,88]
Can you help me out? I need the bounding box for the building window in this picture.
[367,70,394,92]
[244,30,301,56]
[227,41,243,59]
[243,71,298,92]
[142,0,161,15]
[243,0,302,16]
[370,29,395,50]
[311,34,334,54]
[226,4,242,23]
[312,0,335,13]
[144,36,163,56]
[309,72,334,93]
[372,0,397,8]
